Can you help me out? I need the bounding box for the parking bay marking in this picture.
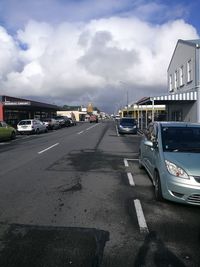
[134,199,149,234]
[38,143,59,154]
[127,172,135,186]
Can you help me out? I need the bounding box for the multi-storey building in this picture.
[137,39,200,126]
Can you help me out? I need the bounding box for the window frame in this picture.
[187,59,192,83]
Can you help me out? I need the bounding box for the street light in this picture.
[119,81,129,108]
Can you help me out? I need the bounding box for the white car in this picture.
[17,119,48,134]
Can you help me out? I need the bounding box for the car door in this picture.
[147,124,158,176]
[0,121,10,140]
[0,122,5,139]
[143,123,158,177]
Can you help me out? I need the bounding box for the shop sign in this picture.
[4,101,31,106]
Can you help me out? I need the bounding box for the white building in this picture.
[137,39,200,124]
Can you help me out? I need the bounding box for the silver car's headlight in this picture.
[165,160,189,179]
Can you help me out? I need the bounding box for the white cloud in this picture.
[0,17,199,112]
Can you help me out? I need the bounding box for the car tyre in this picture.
[154,171,163,201]
[10,131,16,140]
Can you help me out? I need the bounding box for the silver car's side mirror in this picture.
[144,140,153,147]
[144,140,158,149]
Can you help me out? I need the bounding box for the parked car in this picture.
[0,121,16,141]
[89,115,98,123]
[117,117,137,134]
[139,121,200,205]
[41,118,60,130]
[69,117,77,126]
[17,119,48,134]
[54,116,71,127]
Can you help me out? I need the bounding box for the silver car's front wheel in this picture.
[154,171,163,201]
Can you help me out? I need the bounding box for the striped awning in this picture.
[152,90,197,101]
[137,90,197,105]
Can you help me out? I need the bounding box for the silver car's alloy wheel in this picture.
[154,171,163,201]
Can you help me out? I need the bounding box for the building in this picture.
[136,39,200,127]
[119,101,166,129]
[0,95,58,128]
[57,106,88,121]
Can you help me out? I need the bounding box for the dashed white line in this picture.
[127,172,135,186]
[86,124,99,131]
[116,125,119,136]
[77,123,100,135]
[124,158,129,167]
[38,143,59,154]
[134,199,149,234]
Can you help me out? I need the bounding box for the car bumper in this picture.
[163,175,200,205]
[118,127,137,134]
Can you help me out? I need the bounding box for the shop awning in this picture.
[136,90,197,105]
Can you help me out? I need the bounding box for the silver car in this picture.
[139,121,200,205]
[117,117,137,134]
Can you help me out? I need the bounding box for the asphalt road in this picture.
[0,120,199,267]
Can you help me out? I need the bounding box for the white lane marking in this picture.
[127,172,135,186]
[86,124,99,131]
[134,199,149,234]
[38,143,59,154]
[126,158,139,161]
[77,123,100,135]
[124,158,129,167]
[116,125,119,136]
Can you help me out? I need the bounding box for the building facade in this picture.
[136,39,200,128]
[0,95,58,128]
[167,39,200,123]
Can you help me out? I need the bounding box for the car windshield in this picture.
[120,118,136,125]
[18,120,31,125]
[161,126,200,152]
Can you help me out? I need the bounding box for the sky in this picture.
[0,0,200,113]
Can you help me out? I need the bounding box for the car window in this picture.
[1,122,7,127]
[120,118,136,125]
[19,120,31,125]
[162,126,200,151]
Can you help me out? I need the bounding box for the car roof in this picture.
[155,121,200,128]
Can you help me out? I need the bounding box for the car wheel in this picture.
[10,131,16,140]
[154,171,163,201]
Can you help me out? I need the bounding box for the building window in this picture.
[179,66,184,86]
[174,70,178,90]
[187,60,192,82]
[171,110,182,121]
[169,75,173,92]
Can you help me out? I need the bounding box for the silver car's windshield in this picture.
[161,126,200,152]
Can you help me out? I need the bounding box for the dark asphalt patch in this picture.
[59,182,82,193]
[48,150,125,172]
[0,223,109,267]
